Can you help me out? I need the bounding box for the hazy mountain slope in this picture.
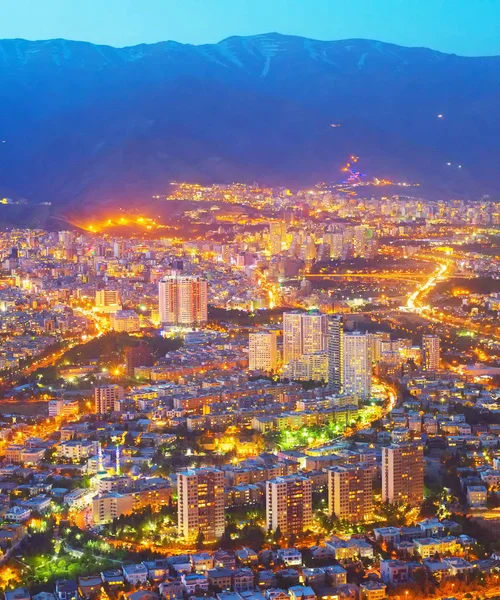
[0,33,499,208]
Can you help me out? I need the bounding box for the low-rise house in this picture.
[142,559,169,582]
[4,588,30,600]
[423,560,452,580]
[302,568,326,586]
[32,593,55,600]
[323,565,347,587]
[232,568,254,593]
[380,559,409,585]
[0,523,26,549]
[169,555,191,574]
[122,564,148,585]
[288,586,316,600]
[277,548,302,567]
[181,573,209,595]
[4,506,31,522]
[21,494,51,513]
[467,485,487,508]
[216,593,241,600]
[240,592,266,600]
[191,552,214,573]
[359,581,387,600]
[100,569,125,587]
[442,557,474,575]
[78,576,102,598]
[54,580,78,600]
[214,550,236,569]
[236,548,258,565]
[275,569,299,587]
[257,571,276,590]
[265,590,290,600]
[373,527,400,547]
[159,578,184,600]
[208,567,233,591]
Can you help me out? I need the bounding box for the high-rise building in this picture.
[328,315,344,392]
[95,289,121,313]
[328,463,373,523]
[269,221,286,255]
[266,475,312,536]
[113,240,125,259]
[324,232,344,259]
[158,275,208,327]
[422,335,440,371]
[283,311,328,364]
[343,332,372,398]
[249,331,278,372]
[382,441,425,506]
[94,385,124,413]
[369,332,391,364]
[283,311,329,381]
[177,468,225,543]
[283,312,304,365]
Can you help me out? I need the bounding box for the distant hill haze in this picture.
[0,33,499,209]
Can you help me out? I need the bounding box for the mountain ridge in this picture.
[0,33,499,213]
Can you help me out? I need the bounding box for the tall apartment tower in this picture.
[266,475,313,536]
[94,385,124,413]
[328,463,373,523]
[269,221,286,255]
[158,275,208,327]
[249,331,278,372]
[283,312,304,365]
[177,468,225,543]
[343,331,372,398]
[422,335,440,371]
[328,315,344,392]
[283,311,329,365]
[382,441,425,506]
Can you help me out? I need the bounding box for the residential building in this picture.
[422,335,440,371]
[343,331,372,398]
[92,492,134,524]
[382,441,425,506]
[177,468,225,543]
[249,331,278,372]
[266,475,312,536]
[158,275,208,327]
[327,315,343,392]
[328,463,373,522]
[94,384,124,414]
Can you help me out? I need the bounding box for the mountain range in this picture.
[1,33,500,213]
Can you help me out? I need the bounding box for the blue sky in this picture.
[0,0,498,56]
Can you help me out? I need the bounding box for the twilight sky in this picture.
[0,0,498,56]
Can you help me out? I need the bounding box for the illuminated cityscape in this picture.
[0,3,500,599]
[0,181,497,600]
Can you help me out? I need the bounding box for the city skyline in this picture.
[0,3,499,598]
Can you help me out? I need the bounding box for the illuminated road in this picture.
[404,256,500,342]
[406,260,451,311]
[0,308,108,390]
[307,272,432,281]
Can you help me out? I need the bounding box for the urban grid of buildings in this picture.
[0,185,498,600]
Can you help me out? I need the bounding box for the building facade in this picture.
[266,475,312,536]
[328,463,373,523]
[159,275,208,327]
[177,468,225,543]
[382,441,425,506]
